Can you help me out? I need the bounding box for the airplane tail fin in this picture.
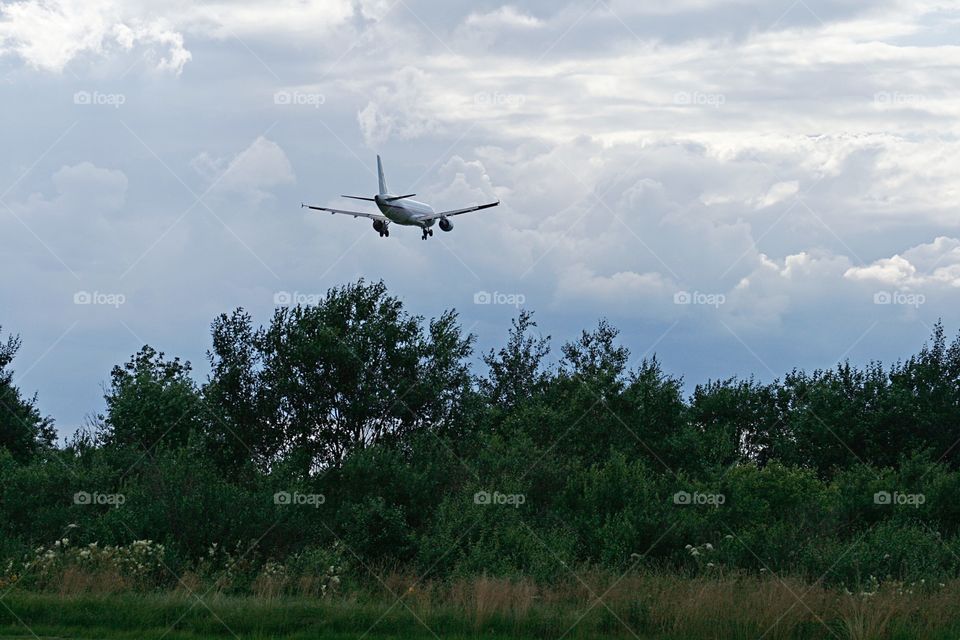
[377,155,388,196]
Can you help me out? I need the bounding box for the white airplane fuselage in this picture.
[301,154,498,240]
[375,195,436,228]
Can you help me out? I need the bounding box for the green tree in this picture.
[100,345,205,453]
[204,309,268,475]
[0,328,55,462]
[244,280,474,473]
[481,310,551,411]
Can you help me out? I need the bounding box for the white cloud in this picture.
[5,0,960,429]
[464,6,543,29]
[357,67,442,147]
[554,264,675,317]
[0,0,191,73]
[845,237,960,288]
[191,137,295,204]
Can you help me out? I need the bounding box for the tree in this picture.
[221,280,474,474]
[100,346,205,453]
[204,309,269,474]
[481,310,551,411]
[0,328,55,462]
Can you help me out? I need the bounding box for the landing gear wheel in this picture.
[428,229,434,237]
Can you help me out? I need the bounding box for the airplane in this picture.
[301,155,500,240]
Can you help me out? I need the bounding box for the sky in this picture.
[1,0,959,435]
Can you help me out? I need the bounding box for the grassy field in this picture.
[5,573,960,640]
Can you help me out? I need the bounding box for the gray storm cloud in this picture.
[1,0,958,431]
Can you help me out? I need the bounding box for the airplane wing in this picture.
[419,200,500,221]
[301,203,389,222]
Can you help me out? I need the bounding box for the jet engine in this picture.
[373,219,389,237]
[438,217,453,232]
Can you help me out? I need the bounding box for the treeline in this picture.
[3,279,960,589]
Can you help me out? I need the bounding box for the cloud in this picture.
[3,0,960,431]
[191,137,295,204]
[50,161,128,211]
[464,6,544,29]
[357,67,442,147]
[845,237,960,288]
[6,162,133,275]
[554,264,675,317]
[0,0,191,73]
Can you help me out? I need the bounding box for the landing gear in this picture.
[378,229,390,238]
[421,228,433,240]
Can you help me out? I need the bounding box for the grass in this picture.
[4,572,960,639]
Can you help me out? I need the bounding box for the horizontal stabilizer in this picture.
[342,195,377,202]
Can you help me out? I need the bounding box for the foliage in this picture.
[5,281,960,596]
[0,327,55,462]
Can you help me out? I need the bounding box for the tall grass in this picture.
[3,568,958,639]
